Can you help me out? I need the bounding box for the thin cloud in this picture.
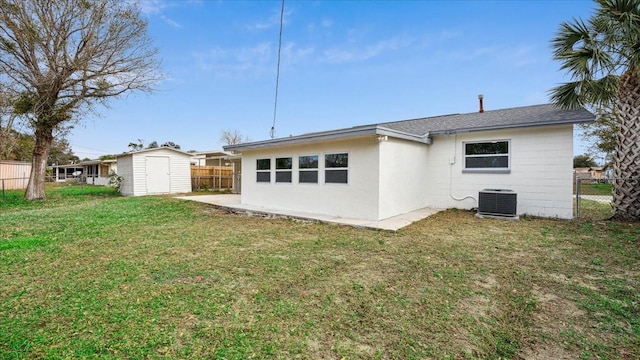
[281,42,315,65]
[437,45,504,63]
[323,36,414,64]
[160,14,182,29]
[193,43,274,77]
[511,45,537,67]
[136,0,167,15]
[135,0,185,29]
[246,7,292,31]
[307,18,333,31]
[192,40,316,78]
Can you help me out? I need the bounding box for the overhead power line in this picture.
[270,0,285,139]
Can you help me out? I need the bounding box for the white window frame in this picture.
[324,152,349,184]
[275,157,293,183]
[298,155,319,184]
[462,140,511,174]
[256,158,271,183]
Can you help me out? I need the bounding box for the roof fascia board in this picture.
[223,125,436,152]
[224,125,379,151]
[376,127,432,144]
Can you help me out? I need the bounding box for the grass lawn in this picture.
[577,198,615,220]
[1,184,639,359]
[576,183,613,196]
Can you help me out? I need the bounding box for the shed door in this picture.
[146,156,171,194]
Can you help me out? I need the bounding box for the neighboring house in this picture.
[0,161,31,190]
[117,147,192,196]
[224,103,594,221]
[51,163,84,182]
[574,167,592,182]
[80,159,117,186]
[51,159,116,185]
[192,150,240,167]
[590,166,605,180]
[574,166,608,183]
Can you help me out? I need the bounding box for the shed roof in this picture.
[116,147,192,159]
[224,104,594,151]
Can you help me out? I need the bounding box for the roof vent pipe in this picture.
[478,94,484,113]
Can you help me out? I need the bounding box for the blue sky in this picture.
[70,0,597,159]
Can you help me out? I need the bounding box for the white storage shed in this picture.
[116,147,192,196]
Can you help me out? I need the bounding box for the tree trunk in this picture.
[24,126,54,200]
[611,71,640,221]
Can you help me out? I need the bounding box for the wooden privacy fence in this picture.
[191,165,233,190]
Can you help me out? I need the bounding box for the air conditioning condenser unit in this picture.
[477,189,517,218]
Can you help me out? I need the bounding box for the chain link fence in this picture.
[1,177,29,200]
[575,177,639,220]
[1,176,87,201]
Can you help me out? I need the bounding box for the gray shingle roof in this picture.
[380,104,594,136]
[224,104,594,151]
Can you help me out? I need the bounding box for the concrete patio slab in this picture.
[175,194,443,231]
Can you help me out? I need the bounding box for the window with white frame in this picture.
[325,153,348,184]
[256,158,271,182]
[298,155,318,183]
[463,140,510,172]
[275,157,292,183]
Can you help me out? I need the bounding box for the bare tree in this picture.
[0,86,18,159]
[220,129,249,146]
[0,0,161,200]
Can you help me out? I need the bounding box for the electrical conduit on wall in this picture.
[449,133,478,206]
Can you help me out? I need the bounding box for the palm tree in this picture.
[550,0,640,221]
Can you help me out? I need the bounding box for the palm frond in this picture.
[585,74,620,105]
[549,75,619,110]
[551,20,591,59]
[551,0,640,108]
[549,82,584,109]
[596,0,640,68]
[596,0,640,22]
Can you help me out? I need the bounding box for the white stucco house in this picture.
[116,147,192,196]
[224,104,594,221]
